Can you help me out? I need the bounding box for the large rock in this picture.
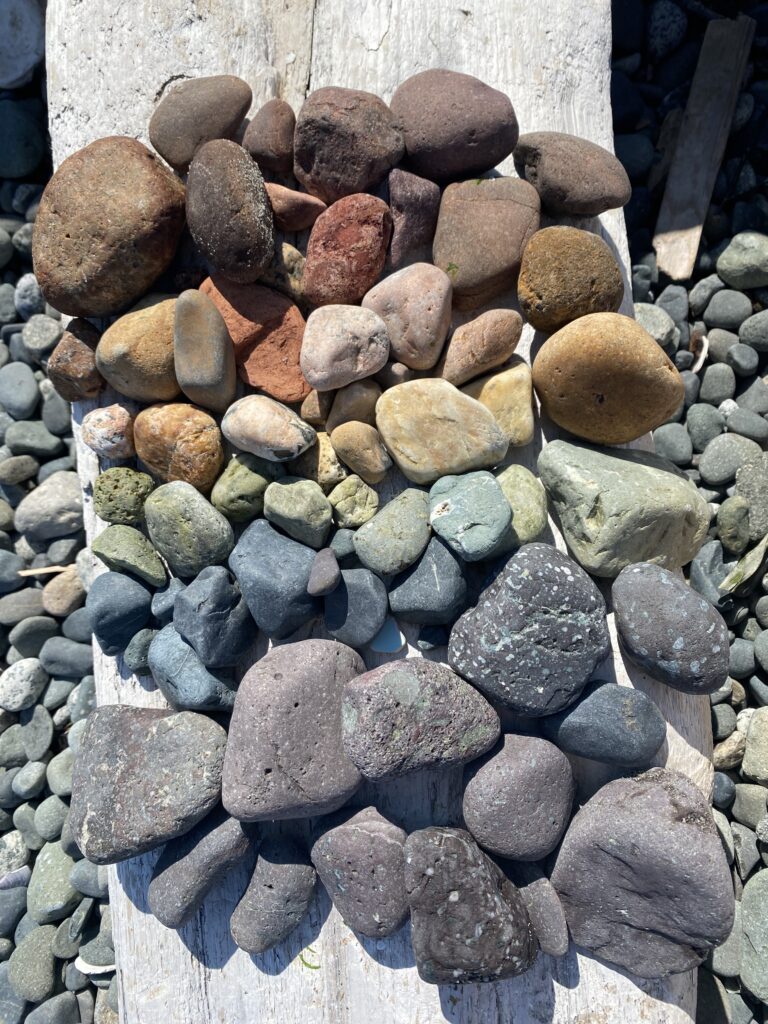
[95,298,180,403]
[144,481,234,578]
[537,440,710,577]
[133,403,224,492]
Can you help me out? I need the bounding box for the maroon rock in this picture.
[265,182,326,232]
[387,168,441,271]
[242,98,296,175]
[46,319,104,402]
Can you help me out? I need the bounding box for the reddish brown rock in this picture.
[95,298,180,403]
[46,319,104,402]
[303,194,392,307]
[242,98,296,175]
[32,137,185,317]
[134,403,224,493]
[438,309,523,386]
[265,183,326,232]
[387,168,441,271]
[200,276,309,403]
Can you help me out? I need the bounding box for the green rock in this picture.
[91,525,167,587]
[27,841,80,925]
[741,869,768,1001]
[353,489,430,576]
[93,468,155,526]
[716,231,768,290]
[328,475,379,528]
[263,476,332,549]
[210,453,285,522]
[537,440,710,577]
[429,472,511,561]
[495,464,548,548]
[8,923,57,1002]
[717,496,750,556]
[144,482,234,579]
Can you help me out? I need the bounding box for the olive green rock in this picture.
[8,923,57,1002]
[328,475,379,528]
[91,525,167,587]
[717,495,751,556]
[210,453,285,522]
[263,476,333,549]
[93,468,155,526]
[144,481,234,579]
[495,464,549,549]
[353,488,430,576]
[26,840,80,924]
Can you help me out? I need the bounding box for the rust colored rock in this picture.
[242,98,296,175]
[433,178,540,310]
[46,319,104,402]
[134,403,224,493]
[387,168,441,271]
[303,194,392,307]
[265,183,326,232]
[438,309,522,387]
[32,137,185,317]
[532,312,685,445]
[200,276,309,404]
[518,226,625,332]
[293,87,403,205]
[329,422,392,485]
[95,298,180,403]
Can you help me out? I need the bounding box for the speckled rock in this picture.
[494,465,548,548]
[0,660,48,713]
[716,232,768,290]
[173,289,237,414]
[301,305,389,391]
[144,481,234,578]
[46,319,104,402]
[352,488,430,576]
[92,468,154,526]
[699,432,762,487]
[462,358,534,448]
[133,403,223,493]
[438,309,522,387]
[91,525,166,587]
[7,923,57,1002]
[14,472,82,543]
[361,264,451,370]
[327,475,379,529]
[80,404,135,459]
[210,453,284,523]
[222,395,316,463]
[242,98,295,175]
[95,298,179,403]
[26,841,79,925]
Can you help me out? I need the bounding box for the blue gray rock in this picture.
[37,638,92,679]
[85,572,152,655]
[147,625,237,713]
[306,548,340,597]
[703,289,753,331]
[324,568,388,648]
[388,535,467,625]
[173,566,254,668]
[428,471,511,561]
[0,363,37,420]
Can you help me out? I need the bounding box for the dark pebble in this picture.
[388,536,467,625]
[38,638,92,679]
[147,625,237,713]
[324,568,387,648]
[306,547,340,598]
[173,566,254,668]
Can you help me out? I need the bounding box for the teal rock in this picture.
[716,231,768,290]
[353,488,430,576]
[144,481,234,578]
[429,471,511,561]
[263,476,332,549]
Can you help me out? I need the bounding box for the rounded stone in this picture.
[222,395,316,462]
[133,403,224,493]
[265,182,326,232]
[0,0,44,89]
[263,477,332,549]
[91,525,166,588]
[86,572,152,655]
[301,305,389,391]
[92,468,154,526]
[144,481,234,578]
[46,319,104,402]
[0,362,38,419]
[7,924,57,1003]
[0,659,48,713]
[327,475,379,529]
[80,404,135,459]
[210,452,285,522]
[328,422,392,484]
[306,548,340,597]
[429,471,512,561]
[324,568,388,648]
[14,472,82,543]
[242,98,296,175]
[703,290,753,331]
[716,231,768,290]
[173,289,237,414]
[147,626,236,713]
[352,488,430,576]
[388,535,467,625]
[438,309,522,388]
[95,298,180,403]
[699,432,762,487]
[652,422,693,466]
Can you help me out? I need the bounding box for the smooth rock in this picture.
[264,476,332,549]
[133,403,223,493]
[503,862,569,958]
[14,473,81,543]
[173,566,253,668]
[265,182,326,232]
[242,98,295,175]
[222,395,316,463]
[741,869,768,1001]
[717,232,768,290]
[324,568,388,648]
[7,924,56,1003]
[95,299,179,403]
[328,422,392,485]
[703,290,753,331]
[0,661,47,713]
[461,359,534,448]
[387,169,441,270]
[210,452,284,523]
[429,471,512,561]
[91,526,166,587]
[85,572,151,656]
[173,289,236,413]
[388,535,467,625]
[494,464,549,548]
[438,309,522,387]
[301,305,389,392]
[144,482,234,578]
[27,843,79,925]
[362,264,451,371]
[0,364,38,420]
[38,638,92,680]
[307,548,340,597]
[147,626,237,713]
[700,433,762,487]
[80,404,135,460]
[742,707,768,785]
[352,488,430,576]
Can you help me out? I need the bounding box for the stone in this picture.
[537,440,710,576]
[91,525,166,587]
[0,363,38,420]
[503,862,569,958]
[222,640,362,820]
[69,706,226,864]
[199,277,309,404]
[69,861,107,900]
[726,405,768,444]
[494,464,549,548]
[736,454,768,542]
[14,473,82,543]
[147,626,237,712]
[222,395,316,463]
[95,298,179,403]
[700,363,736,404]
[741,869,768,1001]
[716,232,768,289]
[92,468,154,526]
[341,659,499,780]
[463,735,574,860]
[80,404,135,459]
[0,0,44,89]
[7,924,57,1003]
[432,178,540,309]
[713,731,746,771]
[303,195,392,307]
[133,403,223,493]
[0,456,39,488]
[27,843,79,925]
[551,769,734,978]
[242,98,295,175]
[532,312,684,444]
[438,309,522,387]
[541,679,667,767]
[173,566,253,668]
[259,242,306,309]
[38,638,92,679]
[0,888,27,939]
[742,707,768,785]
[263,477,332,549]
[731,784,767,830]
[324,568,388,648]
[85,572,152,655]
[634,302,677,351]
[307,548,340,597]
[148,809,252,928]
[123,628,156,675]
[173,289,236,414]
[328,422,392,485]
[327,475,378,528]
[461,359,534,448]
[688,403,725,452]
[740,310,768,351]
[703,290,753,331]
[514,131,631,215]
[699,433,762,487]
[301,306,389,394]
[265,183,326,232]
[0,832,28,875]
[300,389,333,428]
[148,75,252,173]
[5,421,62,460]
[653,422,693,466]
[0,552,23,594]
[388,535,467,626]
[376,379,508,485]
[144,482,234,578]
[228,519,318,639]
[311,807,408,937]
[41,568,84,618]
[25,992,80,1023]
[21,316,63,360]
[0,660,48,713]
[362,264,451,371]
[325,380,382,435]
[390,69,518,181]
[404,827,536,984]
[352,488,430,575]
[151,579,186,626]
[230,837,315,954]
[20,704,54,763]
[210,452,284,523]
[387,169,441,270]
[732,821,759,879]
[451,542,609,715]
[287,431,348,493]
[33,137,185,317]
[429,472,512,561]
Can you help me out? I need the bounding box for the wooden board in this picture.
[50,0,712,1020]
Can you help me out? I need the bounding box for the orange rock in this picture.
[134,403,224,493]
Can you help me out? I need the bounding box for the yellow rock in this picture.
[462,357,534,448]
[95,298,180,402]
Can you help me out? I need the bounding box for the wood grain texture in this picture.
[51,0,711,1020]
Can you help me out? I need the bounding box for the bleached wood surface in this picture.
[50,0,713,1021]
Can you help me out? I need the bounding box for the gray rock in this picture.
[703,290,753,331]
[741,868,768,1001]
[0,659,47,713]
[387,168,441,270]
[0,889,26,940]
[700,364,736,405]
[38,638,91,679]
[726,342,759,377]
[9,619,58,660]
[634,302,677,349]
[68,860,107,900]
[324,568,388,648]
[699,433,762,487]
[150,579,185,626]
[712,702,737,740]
[46,750,73,798]
[428,471,512,561]
[306,548,340,597]
[0,364,37,420]
[173,566,253,668]
[24,991,80,1023]
[21,317,62,361]
[717,231,768,289]
[353,488,430,576]
[740,309,768,351]
[708,328,738,364]
[689,274,725,317]
[26,842,79,925]
[736,453,768,542]
[652,422,692,466]
[7,923,56,1003]
[122,628,155,675]
[13,473,81,543]
[729,639,755,681]
[11,763,46,801]
[706,900,742,979]
[732,822,759,879]
[144,482,234,579]
[0,960,26,1023]
[736,375,768,414]
[4,423,62,461]
[726,406,768,445]
[85,573,152,656]
[502,861,569,958]
[731,784,767,830]
[387,535,467,625]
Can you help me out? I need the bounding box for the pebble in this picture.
[708,327,738,364]
[730,639,755,681]
[703,290,753,331]
[742,707,768,784]
[144,482,234,578]
[133,402,223,493]
[690,274,725,317]
[699,433,762,487]
[306,548,340,597]
[352,488,430,576]
[91,526,166,587]
[85,572,151,655]
[462,358,534,448]
[687,403,724,451]
[324,568,388,648]
[95,298,179,403]
[0,660,47,713]
[388,535,467,625]
[25,991,80,1023]
[0,833,27,876]
[741,869,768,1001]
[38,638,91,679]
[327,474,378,529]
[726,406,768,445]
[503,862,568,958]
[7,923,57,1002]
[21,316,62,361]
[362,263,451,371]
[5,421,62,460]
[713,772,736,810]
[210,452,283,523]
[265,183,326,232]
[0,552,23,594]
[69,861,107,900]
[648,0,688,60]
[438,308,522,387]
[301,305,389,392]
[387,169,441,271]
[0,456,39,487]
[0,889,27,939]
[714,730,747,771]
[34,797,67,844]
[740,309,768,351]
[0,363,38,420]
[27,842,79,925]
[172,289,236,414]
[46,750,73,797]
[122,628,155,675]
[736,453,768,542]
[727,342,759,377]
[712,703,737,740]
[717,232,768,289]
[147,626,236,713]
[242,98,295,175]
[14,472,82,543]
[494,464,549,548]
[41,567,83,618]
[652,422,693,465]
[20,704,53,761]
[429,472,511,561]
[173,566,253,668]
[328,422,392,484]
[222,395,316,463]
[324,380,380,434]
[700,363,736,404]
[92,468,154,526]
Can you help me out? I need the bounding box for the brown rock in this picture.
[32,137,185,317]
[325,380,381,434]
[362,263,452,370]
[518,226,625,332]
[81,403,136,459]
[433,178,540,309]
[265,183,326,232]
[199,276,309,403]
[46,319,104,402]
[303,194,392,307]
[300,389,334,428]
[438,309,522,386]
[462,358,534,448]
[288,431,348,494]
[293,87,403,204]
[133,403,224,493]
[387,168,441,271]
[242,98,296,174]
[514,132,632,216]
[532,312,685,445]
[95,298,180,403]
[173,289,237,414]
[329,422,392,485]
[42,566,84,618]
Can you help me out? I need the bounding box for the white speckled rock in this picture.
[0,659,49,712]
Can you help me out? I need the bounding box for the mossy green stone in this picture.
[210,453,285,522]
[92,525,167,587]
[263,476,332,549]
[93,468,155,526]
[353,488,430,575]
[144,481,234,578]
[328,474,379,528]
[495,464,549,549]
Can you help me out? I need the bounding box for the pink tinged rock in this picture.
[173,288,237,414]
[242,98,296,174]
[438,308,523,386]
[265,183,326,232]
[301,305,390,391]
[80,404,135,459]
[387,168,441,271]
[221,395,317,463]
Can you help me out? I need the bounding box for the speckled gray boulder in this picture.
[613,562,730,694]
[448,543,610,715]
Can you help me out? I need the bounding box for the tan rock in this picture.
[259,243,306,309]
[713,731,746,771]
[222,395,316,463]
[374,362,419,390]
[325,380,381,434]
[81,404,136,459]
[42,566,84,618]
[133,403,224,493]
[300,389,334,428]
[438,309,522,386]
[95,298,180,403]
[329,422,392,485]
[288,431,348,494]
[461,358,534,448]
[265,183,327,232]
[532,312,684,445]
[328,475,379,528]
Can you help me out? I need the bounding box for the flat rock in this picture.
[388,535,467,625]
[222,395,316,463]
[95,298,179,403]
[133,403,223,493]
[438,309,522,387]
[173,565,253,667]
[173,289,236,413]
[144,481,234,578]
[361,263,451,370]
[352,488,430,576]
[147,626,237,713]
[387,169,441,270]
[26,842,79,925]
[243,98,295,174]
[265,183,326,232]
[301,305,389,391]
[85,572,151,656]
[324,568,388,648]
[91,525,166,587]
[429,471,512,561]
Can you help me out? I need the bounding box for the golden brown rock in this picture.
[46,319,104,402]
[329,422,392,485]
[288,431,348,493]
[462,358,534,448]
[134,403,224,493]
[95,298,180,403]
[532,312,685,445]
[438,309,522,386]
[325,380,381,434]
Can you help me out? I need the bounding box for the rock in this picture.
[716,232,768,290]
[242,98,295,175]
[0,832,28,875]
[147,626,236,712]
[429,471,512,561]
[327,475,378,528]
[307,548,340,597]
[85,572,151,656]
[148,75,252,173]
[537,440,710,576]
[494,464,548,547]
[518,226,624,332]
[7,924,57,1003]
[736,453,768,542]
[707,899,742,979]
[740,310,768,351]
[222,395,316,463]
[46,320,104,402]
[228,519,318,639]
[376,379,508,485]
[387,169,441,270]
[0,0,44,88]
[450,543,609,717]
[352,488,430,575]
[22,316,64,362]
[199,277,309,404]
[688,403,725,452]
[91,525,166,587]
[14,473,82,543]
[92,468,154,526]
[80,404,135,459]
[328,422,392,485]
[301,306,389,393]
[293,87,403,204]
[173,566,253,668]
[0,888,27,939]
[361,264,451,370]
[503,862,569,959]
[263,477,332,549]
[341,659,498,780]
[0,551,23,594]
[33,138,185,317]
[210,452,284,523]
[27,843,79,925]
[287,430,348,493]
[38,638,91,679]
[25,992,80,1023]
[648,0,687,59]
[432,178,540,309]
[713,731,746,771]
[300,389,333,428]
[0,363,38,420]
[41,568,84,618]
[144,482,234,578]
[69,706,226,864]
[703,290,753,331]
[404,827,536,984]
[742,707,768,785]
[222,640,362,820]
[514,132,631,215]
[230,837,315,954]
[265,183,326,232]
[388,535,467,625]
[324,568,388,648]
[0,589,42,626]
[5,421,62,460]
[390,69,518,181]
[69,861,107,900]
[634,302,677,351]
[123,627,156,675]
[95,298,179,403]
[700,363,736,404]
[133,403,223,493]
[653,422,693,466]
[551,769,735,978]
[613,562,730,694]
[302,195,393,307]
[11,618,57,660]
[148,809,252,928]
[151,578,186,626]
[438,309,522,387]
[0,660,48,713]
[461,359,534,448]
[463,735,574,860]
[541,678,667,767]
[311,807,408,937]
[173,289,236,413]
[741,869,768,1001]
[700,433,762,487]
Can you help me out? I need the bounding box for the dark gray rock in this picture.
[323,568,387,648]
[147,625,237,713]
[699,433,762,487]
[150,578,186,625]
[8,618,58,659]
[85,572,152,656]
[729,638,755,680]
[652,423,692,466]
[0,961,26,1022]
[726,406,768,445]
[689,540,732,609]
[24,991,79,1023]
[0,888,27,939]
[122,628,156,675]
[68,860,107,899]
[388,535,467,625]
[740,309,768,351]
[712,772,736,810]
[502,861,569,958]
[306,548,340,597]
[61,609,91,645]
[0,364,37,420]
[173,566,254,667]
[699,364,736,405]
[703,289,753,330]
[686,403,724,452]
[38,638,92,679]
